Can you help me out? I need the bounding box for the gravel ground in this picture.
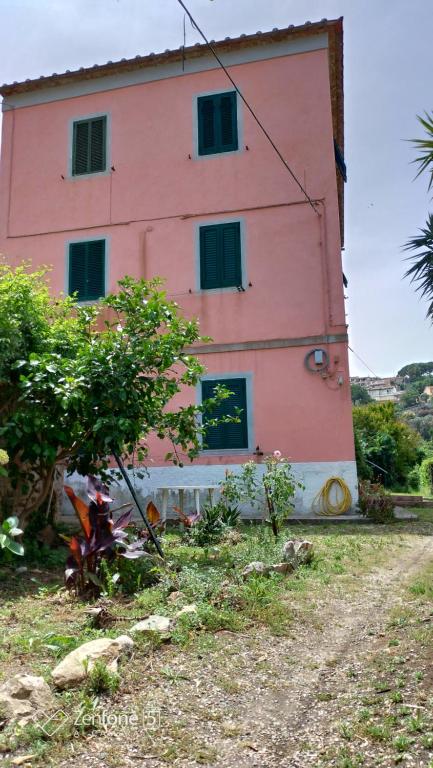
[55,534,433,768]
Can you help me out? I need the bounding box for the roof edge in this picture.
[1,18,342,97]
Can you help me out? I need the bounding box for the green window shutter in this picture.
[200,222,241,289]
[198,97,216,154]
[197,92,238,155]
[69,239,106,301]
[72,116,107,175]
[72,121,89,176]
[219,93,238,151]
[202,378,248,451]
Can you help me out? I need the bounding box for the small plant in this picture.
[218,502,241,528]
[219,452,304,537]
[392,734,413,752]
[0,516,24,556]
[390,690,403,704]
[85,660,120,696]
[173,498,241,548]
[358,480,394,523]
[185,504,224,547]
[64,475,152,596]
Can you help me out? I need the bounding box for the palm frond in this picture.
[409,112,433,192]
[403,213,433,320]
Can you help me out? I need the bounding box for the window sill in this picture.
[71,298,105,306]
[196,286,248,295]
[199,448,252,456]
[67,170,111,181]
[194,147,244,160]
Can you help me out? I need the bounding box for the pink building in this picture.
[0,18,357,515]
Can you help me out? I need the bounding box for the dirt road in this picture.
[72,533,433,768]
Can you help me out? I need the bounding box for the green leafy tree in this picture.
[397,361,433,380]
[0,263,226,525]
[351,384,372,406]
[398,380,427,408]
[353,402,421,488]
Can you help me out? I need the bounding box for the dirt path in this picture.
[65,534,433,768]
[230,535,433,768]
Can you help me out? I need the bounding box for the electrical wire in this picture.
[175,0,319,215]
[348,345,380,379]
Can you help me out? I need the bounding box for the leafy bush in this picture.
[419,457,433,495]
[219,452,304,537]
[406,465,421,491]
[353,402,421,487]
[358,481,395,523]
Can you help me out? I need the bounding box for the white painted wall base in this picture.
[60,460,358,521]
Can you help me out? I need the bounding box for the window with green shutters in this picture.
[197,92,238,155]
[200,222,242,290]
[201,378,249,451]
[68,239,106,302]
[72,116,107,176]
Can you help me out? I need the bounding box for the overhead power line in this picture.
[175,0,319,215]
[348,346,380,379]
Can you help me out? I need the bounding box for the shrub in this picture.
[220,452,304,537]
[358,481,395,523]
[353,402,421,487]
[419,457,433,495]
[406,465,420,491]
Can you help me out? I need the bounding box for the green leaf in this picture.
[7,539,24,556]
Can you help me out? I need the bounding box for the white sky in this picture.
[0,0,432,377]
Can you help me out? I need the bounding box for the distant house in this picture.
[0,18,357,515]
[424,386,433,398]
[351,377,402,403]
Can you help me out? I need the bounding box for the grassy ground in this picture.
[0,511,432,767]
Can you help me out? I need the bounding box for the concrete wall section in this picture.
[60,460,358,521]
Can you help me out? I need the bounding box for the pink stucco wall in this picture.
[0,42,355,468]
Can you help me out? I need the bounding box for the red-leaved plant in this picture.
[64,475,152,595]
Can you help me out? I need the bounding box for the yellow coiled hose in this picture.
[313,476,352,516]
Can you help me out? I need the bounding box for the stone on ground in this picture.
[175,604,198,618]
[0,674,55,725]
[241,561,269,578]
[52,635,133,689]
[282,539,314,566]
[268,562,295,575]
[130,615,172,634]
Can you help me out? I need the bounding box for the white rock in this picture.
[130,615,172,634]
[268,562,295,575]
[241,561,269,578]
[0,674,55,725]
[52,635,133,689]
[175,604,198,618]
